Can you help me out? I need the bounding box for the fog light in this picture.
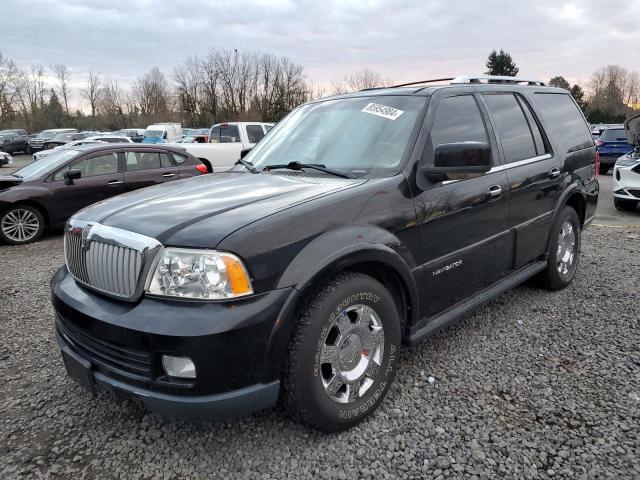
[162,355,196,379]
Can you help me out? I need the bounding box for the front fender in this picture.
[276,225,418,293]
[264,226,419,380]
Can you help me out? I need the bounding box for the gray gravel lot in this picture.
[1,227,639,479]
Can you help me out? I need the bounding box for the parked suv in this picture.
[0,131,28,154]
[51,75,598,431]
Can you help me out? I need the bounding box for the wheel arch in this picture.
[1,200,49,227]
[546,184,586,253]
[264,237,419,381]
[197,157,213,173]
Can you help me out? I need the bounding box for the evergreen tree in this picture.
[548,76,571,90]
[570,84,585,109]
[485,50,519,76]
[45,89,64,127]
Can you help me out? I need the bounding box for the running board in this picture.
[405,260,547,346]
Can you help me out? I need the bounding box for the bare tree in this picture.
[50,64,71,115]
[133,67,170,121]
[332,68,388,95]
[82,71,102,118]
[99,76,128,129]
[174,56,202,126]
[0,52,19,126]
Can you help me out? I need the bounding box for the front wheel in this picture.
[540,206,581,290]
[0,205,45,245]
[281,272,401,431]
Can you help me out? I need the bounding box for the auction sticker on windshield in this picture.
[361,103,404,120]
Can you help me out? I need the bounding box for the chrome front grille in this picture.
[64,221,161,301]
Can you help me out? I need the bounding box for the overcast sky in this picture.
[2,0,639,100]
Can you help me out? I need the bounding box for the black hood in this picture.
[0,175,22,191]
[73,172,363,246]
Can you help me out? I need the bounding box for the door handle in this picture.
[162,172,176,178]
[107,180,123,186]
[549,167,561,178]
[487,185,503,197]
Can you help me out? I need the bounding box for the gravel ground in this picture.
[0,227,639,479]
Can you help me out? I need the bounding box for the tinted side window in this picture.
[172,152,188,165]
[210,125,240,143]
[246,125,265,143]
[430,95,488,148]
[126,152,162,171]
[483,94,537,163]
[159,152,174,167]
[534,93,592,153]
[516,95,547,155]
[54,153,119,181]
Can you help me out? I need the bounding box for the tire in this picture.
[0,205,45,245]
[614,198,638,211]
[281,272,402,431]
[540,206,581,290]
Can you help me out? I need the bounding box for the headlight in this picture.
[146,248,253,299]
[615,154,640,167]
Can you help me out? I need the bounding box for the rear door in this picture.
[479,91,561,268]
[122,150,182,192]
[208,124,243,170]
[413,90,512,318]
[47,151,123,224]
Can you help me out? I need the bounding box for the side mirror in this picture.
[422,142,492,182]
[240,147,253,159]
[63,169,82,185]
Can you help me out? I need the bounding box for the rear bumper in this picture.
[57,331,280,421]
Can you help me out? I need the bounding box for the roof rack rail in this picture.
[360,78,455,91]
[451,75,546,86]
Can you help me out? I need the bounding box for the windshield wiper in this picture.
[263,161,354,179]
[235,158,258,174]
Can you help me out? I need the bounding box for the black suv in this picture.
[51,75,598,431]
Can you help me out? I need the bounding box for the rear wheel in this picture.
[0,205,45,245]
[540,206,581,290]
[614,198,638,211]
[281,272,401,431]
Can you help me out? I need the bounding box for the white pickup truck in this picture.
[179,122,274,173]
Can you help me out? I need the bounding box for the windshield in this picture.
[53,133,74,142]
[245,96,426,177]
[601,129,627,142]
[12,149,80,179]
[37,131,58,140]
[144,130,163,138]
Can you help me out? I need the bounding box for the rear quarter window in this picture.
[533,93,592,153]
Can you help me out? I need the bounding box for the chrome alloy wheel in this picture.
[557,219,576,276]
[319,304,385,404]
[1,208,40,243]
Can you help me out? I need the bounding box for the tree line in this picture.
[0,48,638,132]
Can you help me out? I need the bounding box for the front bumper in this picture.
[612,164,640,200]
[51,266,297,421]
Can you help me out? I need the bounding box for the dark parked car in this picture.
[51,75,598,431]
[28,128,77,153]
[0,131,28,154]
[0,144,207,244]
[595,127,633,174]
[43,132,90,150]
[113,129,145,143]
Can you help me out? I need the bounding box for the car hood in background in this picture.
[73,172,363,247]
[625,113,640,146]
[0,175,22,190]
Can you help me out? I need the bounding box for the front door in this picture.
[47,151,123,225]
[412,92,512,319]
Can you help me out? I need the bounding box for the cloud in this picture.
[1,0,637,92]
